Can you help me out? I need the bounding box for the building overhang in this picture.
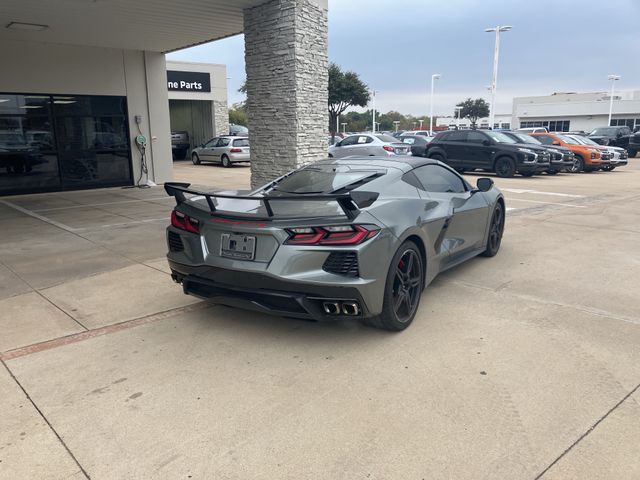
[0,0,267,53]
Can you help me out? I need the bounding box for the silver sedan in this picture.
[191,136,250,168]
[328,133,411,159]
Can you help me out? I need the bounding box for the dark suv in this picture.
[588,126,640,157]
[425,129,551,177]
[502,131,574,174]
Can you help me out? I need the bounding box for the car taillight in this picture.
[171,210,200,234]
[230,148,243,153]
[383,145,394,152]
[285,225,379,246]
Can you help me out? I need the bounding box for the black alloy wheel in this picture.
[494,157,516,178]
[391,249,423,324]
[569,155,584,173]
[481,203,505,257]
[364,240,423,331]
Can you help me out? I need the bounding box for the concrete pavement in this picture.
[1,160,639,479]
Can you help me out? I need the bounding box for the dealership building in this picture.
[0,0,328,196]
[512,90,640,132]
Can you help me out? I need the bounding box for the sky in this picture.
[167,0,640,117]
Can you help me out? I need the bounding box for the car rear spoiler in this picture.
[164,182,379,220]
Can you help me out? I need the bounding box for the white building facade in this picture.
[436,114,513,130]
[512,91,640,133]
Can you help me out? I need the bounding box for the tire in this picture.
[221,155,231,168]
[362,240,424,331]
[191,153,201,165]
[547,170,559,175]
[569,155,584,173]
[520,171,535,177]
[628,149,637,158]
[494,157,516,178]
[481,202,505,258]
[429,153,444,162]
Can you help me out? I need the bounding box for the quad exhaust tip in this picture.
[322,301,360,316]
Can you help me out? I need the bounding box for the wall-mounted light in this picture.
[6,21,49,31]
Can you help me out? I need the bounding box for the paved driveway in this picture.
[1,161,639,479]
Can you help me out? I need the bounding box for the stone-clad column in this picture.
[244,0,328,188]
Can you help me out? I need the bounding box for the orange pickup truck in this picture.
[531,133,611,172]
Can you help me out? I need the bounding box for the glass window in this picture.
[401,137,416,145]
[375,134,397,143]
[339,136,358,146]
[204,138,218,147]
[51,95,127,116]
[232,138,249,147]
[413,165,466,193]
[534,135,554,145]
[467,131,487,144]
[447,130,467,142]
[486,131,517,143]
[217,138,231,147]
[271,167,381,194]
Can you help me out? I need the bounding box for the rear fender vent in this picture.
[168,231,184,252]
[322,252,359,277]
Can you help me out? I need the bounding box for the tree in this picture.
[455,98,490,128]
[329,63,370,141]
[229,102,247,127]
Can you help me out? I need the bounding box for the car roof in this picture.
[315,156,439,172]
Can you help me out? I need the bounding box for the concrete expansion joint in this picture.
[534,381,640,479]
[0,359,91,480]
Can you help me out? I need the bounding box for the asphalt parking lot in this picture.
[1,160,639,479]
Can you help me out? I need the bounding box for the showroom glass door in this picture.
[52,95,132,190]
[0,93,132,196]
[0,94,61,195]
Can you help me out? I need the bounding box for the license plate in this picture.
[220,233,256,260]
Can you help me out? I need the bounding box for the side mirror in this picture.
[482,139,491,146]
[552,140,561,145]
[335,141,342,147]
[476,177,494,193]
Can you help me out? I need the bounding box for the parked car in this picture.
[502,131,574,174]
[229,124,249,136]
[588,126,640,157]
[391,131,406,138]
[404,130,433,137]
[531,132,611,172]
[426,129,550,177]
[399,135,433,157]
[516,127,549,134]
[565,134,628,171]
[171,131,190,160]
[191,136,250,167]
[328,134,411,159]
[0,130,41,174]
[164,157,504,331]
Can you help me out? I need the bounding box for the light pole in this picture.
[371,90,379,133]
[455,106,462,129]
[430,74,441,134]
[607,74,620,126]
[341,122,347,134]
[393,120,400,132]
[485,25,512,130]
[419,119,424,129]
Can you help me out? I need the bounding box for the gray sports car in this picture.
[165,157,505,331]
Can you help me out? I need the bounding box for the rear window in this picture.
[375,134,398,143]
[233,139,249,147]
[270,167,381,194]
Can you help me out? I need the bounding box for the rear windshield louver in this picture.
[168,231,184,252]
[322,252,359,277]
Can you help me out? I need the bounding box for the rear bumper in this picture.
[168,260,372,321]
[229,152,250,162]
